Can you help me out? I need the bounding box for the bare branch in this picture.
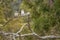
[16,23,27,34]
[15,33,34,37]
[0,31,15,36]
[15,32,60,39]
[2,18,13,27]
[40,35,60,39]
[0,31,60,39]
[13,36,16,40]
[20,34,60,39]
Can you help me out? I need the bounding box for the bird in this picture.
[21,10,30,16]
[26,12,30,16]
[21,10,25,16]
[14,11,19,18]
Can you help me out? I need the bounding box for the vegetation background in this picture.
[0,0,60,40]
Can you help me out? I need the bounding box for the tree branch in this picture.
[16,23,27,34]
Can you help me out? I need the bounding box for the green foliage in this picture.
[20,0,60,39]
[0,0,60,40]
[0,0,22,39]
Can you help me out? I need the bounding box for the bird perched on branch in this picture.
[21,10,25,16]
[14,11,19,18]
[21,10,30,16]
